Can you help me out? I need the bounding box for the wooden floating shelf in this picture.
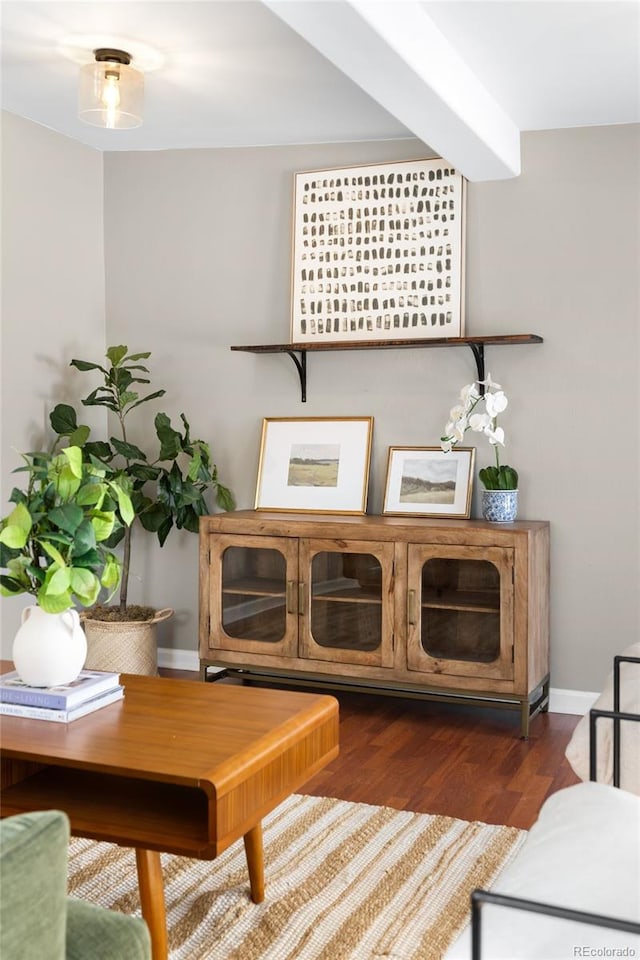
[230,334,543,401]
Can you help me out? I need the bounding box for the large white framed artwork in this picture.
[291,157,466,344]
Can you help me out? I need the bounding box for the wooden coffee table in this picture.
[0,669,339,960]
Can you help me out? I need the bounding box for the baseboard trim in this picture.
[548,687,599,716]
[157,648,599,716]
[158,647,200,672]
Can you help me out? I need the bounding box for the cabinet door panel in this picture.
[207,534,298,657]
[299,539,395,667]
[407,544,514,681]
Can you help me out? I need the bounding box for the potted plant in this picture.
[441,374,519,521]
[48,345,235,674]
[0,445,131,685]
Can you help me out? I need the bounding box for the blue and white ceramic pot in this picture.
[481,489,518,523]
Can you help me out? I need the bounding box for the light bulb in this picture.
[102,69,121,129]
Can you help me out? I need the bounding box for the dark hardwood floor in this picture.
[160,669,581,831]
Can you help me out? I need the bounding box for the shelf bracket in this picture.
[467,343,486,394]
[285,350,307,402]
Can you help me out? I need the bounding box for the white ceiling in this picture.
[1,1,639,181]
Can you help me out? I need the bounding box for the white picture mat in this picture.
[383,447,474,517]
[256,418,373,513]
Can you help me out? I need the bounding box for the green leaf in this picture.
[100,554,121,590]
[111,438,147,461]
[70,567,99,601]
[155,413,182,460]
[82,388,118,412]
[0,576,27,596]
[102,526,125,550]
[49,403,78,435]
[216,485,235,512]
[90,511,115,542]
[68,425,91,447]
[39,540,66,567]
[47,566,71,595]
[71,359,108,374]
[127,389,166,413]
[76,482,104,507]
[53,462,82,499]
[62,446,83,479]
[108,483,134,526]
[0,502,32,548]
[181,508,200,534]
[187,451,202,482]
[49,503,83,535]
[156,516,173,547]
[0,541,20,565]
[85,441,114,462]
[139,503,170,533]
[119,391,139,409]
[129,463,160,482]
[70,548,102,569]
[106,345,129,367]
[37,588,73,613]
[124,352,151,363]
[73,518,97,554]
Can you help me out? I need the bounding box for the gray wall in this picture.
[2,115,639,694]
[1,112,106,654]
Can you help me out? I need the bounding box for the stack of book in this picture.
[0,669,124,722]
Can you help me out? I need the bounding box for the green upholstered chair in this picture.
[0,810,151,960]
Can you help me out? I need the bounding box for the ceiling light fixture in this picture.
[78,48,144,130]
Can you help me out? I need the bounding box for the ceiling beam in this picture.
[263,0,521,181]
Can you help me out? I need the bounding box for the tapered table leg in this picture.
[135,848,168,960]
[243,822,265,903]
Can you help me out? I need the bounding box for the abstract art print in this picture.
[291,157,466,344]
[255,417,373,514]
[383,446,475,518]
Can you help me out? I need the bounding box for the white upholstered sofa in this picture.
[445,647,640,960]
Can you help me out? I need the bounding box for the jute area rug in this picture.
[67,794,526,960]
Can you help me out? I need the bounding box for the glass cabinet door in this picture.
[299,539,396,667]
[207,534,299,657]
[406,544,514,681]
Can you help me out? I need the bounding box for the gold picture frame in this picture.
[255,417,373,514]
[291,157,466,344]
[383,446,475,518]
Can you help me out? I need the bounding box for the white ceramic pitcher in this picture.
[13,605,87,687]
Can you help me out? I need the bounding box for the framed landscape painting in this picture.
[290,157,466,344]
[383,446,475,518]
[255,417,373,514]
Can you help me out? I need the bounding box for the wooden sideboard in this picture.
[199,511,549,737]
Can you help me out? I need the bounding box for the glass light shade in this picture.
[78,59,144,129]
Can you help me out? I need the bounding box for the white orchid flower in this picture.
[485,390,508,417]
[441,438,453,453]
[451,421,467,442]
[469,412,491,432]
[487,426,505,446]
[449,403,466,422]
[459,382,480,405]
[481,373,502,392]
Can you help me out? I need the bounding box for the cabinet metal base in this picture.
[201,662,550,739]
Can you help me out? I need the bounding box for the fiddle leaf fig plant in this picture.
[0,447,131,613]
[49,345,234,616]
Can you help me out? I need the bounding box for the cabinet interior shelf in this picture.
[230,334,543,401]
[223,578,284,597]
[313,588,381,605]
[422,589,500,614]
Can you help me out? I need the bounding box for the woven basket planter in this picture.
[81,608,173,676]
